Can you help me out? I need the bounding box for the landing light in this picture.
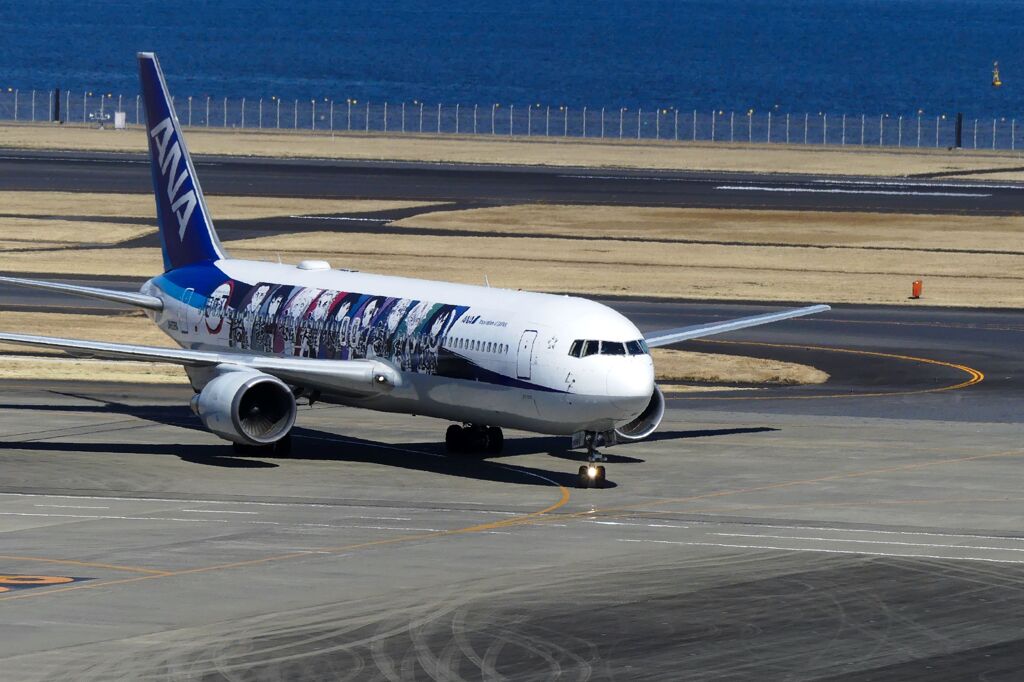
[587,466,598,479]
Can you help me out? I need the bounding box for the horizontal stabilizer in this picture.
[644,304,831,348]
[0,275,163,311]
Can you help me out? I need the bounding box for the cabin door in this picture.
[178,288,194,335]
[517,330,537,380]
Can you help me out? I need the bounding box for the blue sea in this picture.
[0,0,1021,116]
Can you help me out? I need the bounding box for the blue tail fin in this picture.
[138,52,225,272]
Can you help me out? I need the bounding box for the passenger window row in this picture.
[568,339,650,357]
[450,337,508,355]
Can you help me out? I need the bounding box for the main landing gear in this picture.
[577,432,607,489]
[445,424,504,455]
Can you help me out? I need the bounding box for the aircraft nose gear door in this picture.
[517,330,537,380]
[178,288,194,336]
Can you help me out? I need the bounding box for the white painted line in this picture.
[812,178,1024,190]
[712,533,1024,553]
[289,215,392,222]
[616,538,1024,565]
[33,504,110,510]
[181,509,259,515]
[715,185,990,198]
[716,523,1024,543]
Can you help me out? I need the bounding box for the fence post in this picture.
[564,106,569,137]
[381,101,386,133]
[13,89,17,120]
[803,113,808,144]
[259,98,263,129]
[205,96,210,127]
[48,90,52,123]
[492,104,497,134]
[509,104,514,136]
[455,103,459,134]
[767,111,772,143]
[436,103,441,133]
[692,109,697,141]
[619,108,624,139]
[917,115,921,147]
[187,96,192,126]
[656,109,661,139]
[401,102,405,133]
[973,118,977,148]
[136,94,140,125]
[1013,119,1016,150]
[879,114,884,146]
[31,89,35,121]
[935,116,940,147]
[330,100,334,136]
[601,106,606,138]
[674,109,678,141]
[898,115,903,147]
[365,101,370,132]
[546,106,550,136]
[473,104,477,134]
[841,114,846,145]
[277,98,281,129]
[786,113,790,143]
[83,91,87,123]
[582,106,587,137]
[749,111,753,142]
[637,107,641,139]
[711,110,715,141]
[729,111,734,142]
[419,102,423,132]
[242,97,246,128]
[861,114,865,145]
[823,113,827,144]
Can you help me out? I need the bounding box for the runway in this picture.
[2,151,1024,679]
[2,149,1023,215]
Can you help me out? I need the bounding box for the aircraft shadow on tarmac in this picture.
[0,395,779,489]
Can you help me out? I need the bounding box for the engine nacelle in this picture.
[189,369,297,446]
[613,385,665,441]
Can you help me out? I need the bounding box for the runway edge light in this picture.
[911,280,923,299]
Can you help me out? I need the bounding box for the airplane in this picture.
[0,53,830,488]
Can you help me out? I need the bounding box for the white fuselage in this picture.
[142,259,655,435]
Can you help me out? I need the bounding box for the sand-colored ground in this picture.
[4,122,1024,179]
[0,191,438,221]
[3,223,1021,308]
[392,204,1024,254]
[0,311,824,387]
[652,348,828,385]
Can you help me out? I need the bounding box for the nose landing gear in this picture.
[577,431,608,488]
[445,424,504,455]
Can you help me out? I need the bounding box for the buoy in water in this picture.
[993,61,1003,88]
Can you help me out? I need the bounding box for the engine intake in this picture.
[614,385,665,441]
[190,369,297,445]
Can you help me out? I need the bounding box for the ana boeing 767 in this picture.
[0,53,829,487]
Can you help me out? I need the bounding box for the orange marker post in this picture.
[911,280,923,299]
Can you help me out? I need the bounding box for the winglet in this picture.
[137,52,226,272]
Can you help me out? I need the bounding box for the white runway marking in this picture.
[715,185,990,198]
[289,215,393,222]
[33,504,110,510]
[712,533,1024,553]
[616,538,1024,565]
[181,509,259,514]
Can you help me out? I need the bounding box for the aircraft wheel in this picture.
[486,427,504,454]
[595,465,607,488]
[445,425,463,454]
[577,465,591,489]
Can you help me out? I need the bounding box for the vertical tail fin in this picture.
[137,52,226,271]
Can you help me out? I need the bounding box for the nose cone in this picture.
[607,358,656,414]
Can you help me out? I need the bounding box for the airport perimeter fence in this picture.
[0,88,1022,151]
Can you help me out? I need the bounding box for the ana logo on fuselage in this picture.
[149,117,198,240]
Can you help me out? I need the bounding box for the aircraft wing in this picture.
[0,332,402,395]
[0,275,163,311]
[643,304,830,348]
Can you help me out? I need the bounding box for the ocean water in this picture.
[0,0,1021,116]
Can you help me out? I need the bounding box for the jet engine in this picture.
[189,369,297,446]
[613,385,665,441]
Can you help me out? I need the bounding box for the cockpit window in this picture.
[600,341,626,355]
[569,340,583,357]
[626,340,648,355]
[582,340,600,357]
